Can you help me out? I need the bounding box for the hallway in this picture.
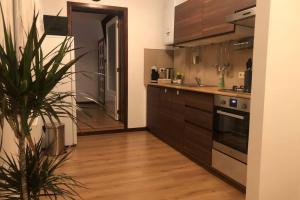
[77,103,124,134]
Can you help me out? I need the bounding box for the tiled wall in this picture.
[174,43,253,88]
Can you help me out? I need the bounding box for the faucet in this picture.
[195,77,202,86]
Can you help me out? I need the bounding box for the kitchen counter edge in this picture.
[148,83,251,99]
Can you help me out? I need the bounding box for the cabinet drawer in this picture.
[184,142,212,167]
[184,122,213,149]
[184,122,212,166]
[185,106,213,130]
[185,92,214,112]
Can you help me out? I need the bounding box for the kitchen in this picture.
[145,0,255,190]
[0,0,299,199]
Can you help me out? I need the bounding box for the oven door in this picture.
[214,107,250,154]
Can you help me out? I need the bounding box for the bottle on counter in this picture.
[244,58,253,93]
[219,72,225,88]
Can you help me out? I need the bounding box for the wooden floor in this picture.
[62,131,245,200]
[77,103,124,133]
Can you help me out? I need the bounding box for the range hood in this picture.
[225,7,256,28]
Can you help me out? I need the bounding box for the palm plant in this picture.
[0,139,82,199]
[0,6,84,200]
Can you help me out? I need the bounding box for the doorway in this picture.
[67,2,128,134]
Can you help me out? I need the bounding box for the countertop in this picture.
[148,83,251,99]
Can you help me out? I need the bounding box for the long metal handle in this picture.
[217,110,244,120]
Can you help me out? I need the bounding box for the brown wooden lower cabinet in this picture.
[183,122,212,167]
[147,85,213,167]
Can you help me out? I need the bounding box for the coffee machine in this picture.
[151,66,159,83]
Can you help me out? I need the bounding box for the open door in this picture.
[105,16,120,120]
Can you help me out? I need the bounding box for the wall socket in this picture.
[238,72,245,79]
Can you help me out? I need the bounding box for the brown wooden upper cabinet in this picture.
[174,0,203,44]
[174,0,256,44]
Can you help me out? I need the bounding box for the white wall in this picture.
[174,0,188,6]
[0,0,14,42]
[0,0,18,161]
[71,12,105,102]
[0,0,41,160]
[40,0,166,128]
[246,0,300,199]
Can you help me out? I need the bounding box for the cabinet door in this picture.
[147,86,161,134]
[170,89,185,149]
[159,88,185,148]
[160,87,173,114]
[156,87,173,142]
[202,0,236,38]
[234,0,256,11]
[174,0,256,44]
[174,0,204,44]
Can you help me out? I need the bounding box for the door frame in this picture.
[67,1,128,129]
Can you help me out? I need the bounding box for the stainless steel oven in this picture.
[212,95,250,186]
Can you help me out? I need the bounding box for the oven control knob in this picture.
[221,100,226,105]
[241,104,248,109]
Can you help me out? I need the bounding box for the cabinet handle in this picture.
[176,90,180,96]
[164,89,168,93]
[217,110,244,120]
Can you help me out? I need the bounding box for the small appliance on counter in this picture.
[150,66,159,83]
[158,67,167,79]
[156,67,174,84]
[158,67,174,80]
[244,58,252,93]
[212,95,250,186]
[165,68,174,80]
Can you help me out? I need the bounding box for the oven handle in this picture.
[217,110,245,120]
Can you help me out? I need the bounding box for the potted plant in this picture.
[0,8,84,200]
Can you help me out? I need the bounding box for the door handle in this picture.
[217,110,244,120]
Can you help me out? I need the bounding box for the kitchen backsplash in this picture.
[144,49,174,85]
[174,43,253,88]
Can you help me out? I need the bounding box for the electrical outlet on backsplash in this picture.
[173,42,253,88]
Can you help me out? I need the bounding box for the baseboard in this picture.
[77,101,103,105]
[126,127,147,132]
[77,127,147,136]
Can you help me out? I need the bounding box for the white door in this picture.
[105,17,120,120]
